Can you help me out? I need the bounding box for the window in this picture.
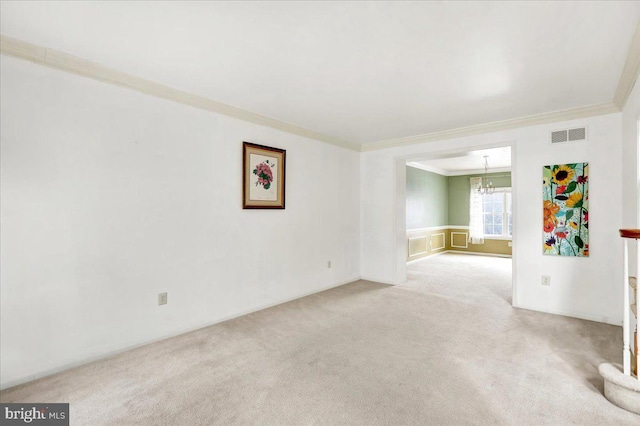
[482,188,512,237]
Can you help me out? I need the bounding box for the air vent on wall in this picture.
[550,127,587,144]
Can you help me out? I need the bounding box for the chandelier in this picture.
[477,155,495,194]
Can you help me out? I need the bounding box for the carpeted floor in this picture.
[2,253,639,425]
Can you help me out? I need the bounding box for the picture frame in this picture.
[242,142,286,209]
[542,162,589,257]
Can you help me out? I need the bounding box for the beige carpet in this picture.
[2,253,639,425]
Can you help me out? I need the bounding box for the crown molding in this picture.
[406,162,448,175]
[613,19,640,110]
[361,102,619,152]
[1,32,633,155]
[0,35,360,152]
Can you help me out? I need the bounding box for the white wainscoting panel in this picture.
[408,236,428,257]
[431,233,446,251]
[451,232,469,249]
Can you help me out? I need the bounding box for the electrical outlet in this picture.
[507,241,513,247]
[328,260,332,269]
[541,276,551,286]
[158,292,168,305]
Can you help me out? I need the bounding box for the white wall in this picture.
[361,113,624,325]
[2,50,636,391]
[621,80,640,274]
[0,56,361,389]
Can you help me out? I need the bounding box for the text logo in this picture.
[1,404,69,425]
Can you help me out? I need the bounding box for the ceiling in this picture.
[1,2,639,147]
[408,146,511,176]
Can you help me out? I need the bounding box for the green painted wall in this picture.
[448,172,511,226]
[406,166,449,229]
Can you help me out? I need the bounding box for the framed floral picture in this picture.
[543,163,589,256]
[242,142,286,209]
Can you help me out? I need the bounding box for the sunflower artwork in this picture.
[543,163,589,257]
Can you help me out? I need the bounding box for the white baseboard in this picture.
[3,273,616,390]
[359,276,395,285]
[0,275,360,391]
[408,250,511,264]
[406,251,449,264]
[446,250,512,258]
[513,302,621,327]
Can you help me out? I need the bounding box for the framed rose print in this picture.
[243,142,286,209]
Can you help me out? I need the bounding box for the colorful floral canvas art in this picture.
[543,163,589,256]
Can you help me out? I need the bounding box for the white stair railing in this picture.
[621,228,640,379]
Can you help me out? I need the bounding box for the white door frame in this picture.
[393,140,518,306]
